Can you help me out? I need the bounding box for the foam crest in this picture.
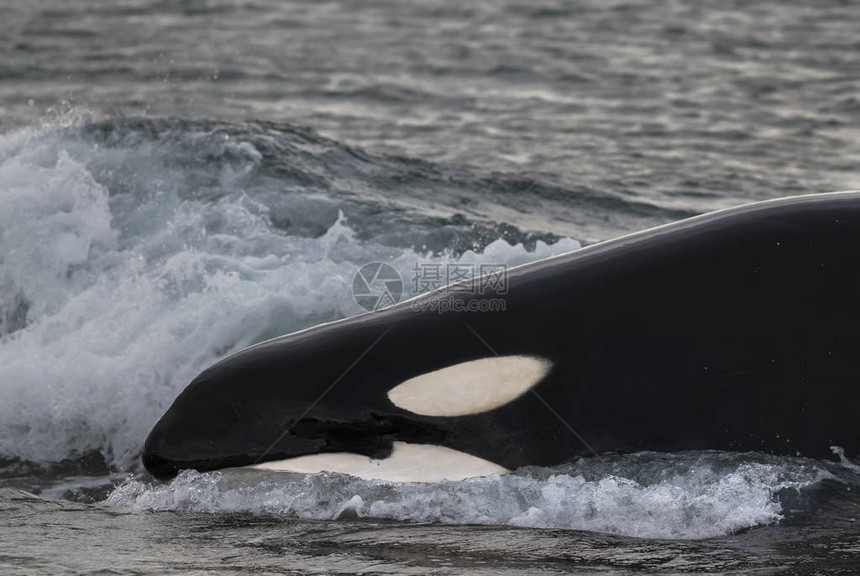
[106,452,821,540]
[0,121,578,469]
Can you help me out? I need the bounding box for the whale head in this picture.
[142,313,559,482]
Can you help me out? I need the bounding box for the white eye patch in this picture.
[387,355,552,417]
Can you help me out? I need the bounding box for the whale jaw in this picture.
[246,441,509,483]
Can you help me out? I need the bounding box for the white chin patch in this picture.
[246,441,509,483]
[386,355,552,417]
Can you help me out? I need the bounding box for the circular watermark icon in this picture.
[352,262,403,312]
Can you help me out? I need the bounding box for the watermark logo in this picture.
[352,263,403,312]
[409,294,506,314]
[411,263,508,294]
[352,262,509,313]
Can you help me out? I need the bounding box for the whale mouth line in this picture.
[245,441,510,483]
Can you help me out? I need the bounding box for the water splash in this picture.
[106,452,821,540]
[0,118,578,470]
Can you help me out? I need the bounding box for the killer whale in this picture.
[143,191,860,481]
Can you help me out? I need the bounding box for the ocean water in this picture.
[1,1,859,574]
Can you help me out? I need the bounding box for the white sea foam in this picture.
[105,452,820,540]
[0,121,578,469]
